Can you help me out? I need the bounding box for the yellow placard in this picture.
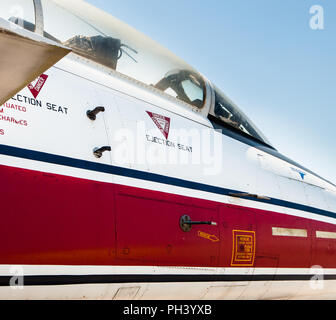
[231,230,256,267]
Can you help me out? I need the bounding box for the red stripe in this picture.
[0,164,335,269]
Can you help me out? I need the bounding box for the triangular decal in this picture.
[27,74,48,98]
[147,111,171,140]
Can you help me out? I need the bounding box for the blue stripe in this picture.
[0,144,335,220]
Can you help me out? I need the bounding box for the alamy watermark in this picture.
[310,5,324,30]
[9,266,24,290]
[111,123,224,176]
[310,265,324,290]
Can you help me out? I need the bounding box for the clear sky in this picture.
[87,0,336,184]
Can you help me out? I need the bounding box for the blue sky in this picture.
[87,0,336,184]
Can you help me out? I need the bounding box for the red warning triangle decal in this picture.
[147,111,171,140]
[27,74,48,99]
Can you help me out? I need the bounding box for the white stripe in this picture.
[0,154,113,184]
[254,267,336,275]
[316,231,336,239]
[0,265,335,276]
[272,227,308,238]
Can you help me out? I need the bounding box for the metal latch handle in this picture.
[180,215,217,232]
[93,146,111,158]
[87,107,105,121]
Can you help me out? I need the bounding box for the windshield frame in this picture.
[208,83,274,149]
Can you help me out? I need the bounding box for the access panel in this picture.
[114,185,220,267]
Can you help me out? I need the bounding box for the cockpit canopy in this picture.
[0,0,271,147]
